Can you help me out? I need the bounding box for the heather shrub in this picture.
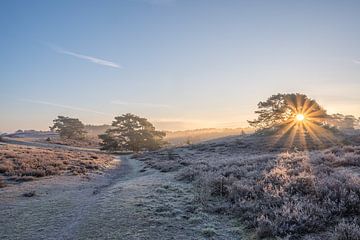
[0,159,14,174]
[256,215,273,238]
[175,167,199,182]
[22,191,36,197]
[332,220,360,240]
[0,176,6,188]
[201,227,216,237]
[136,136,360,239]
[193,172,215,205]
[0,145,114,185]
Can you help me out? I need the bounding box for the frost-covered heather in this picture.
[0,176,5,188]
[135,135,360,239]
[0,145,114,184]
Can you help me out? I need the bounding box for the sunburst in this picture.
[272,95,337,149]
[295,114,305,122]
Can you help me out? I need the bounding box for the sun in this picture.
[295,114,305,122]
[270,95,337,149]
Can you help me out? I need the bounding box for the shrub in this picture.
[332,220,360,240]
[137,136,360,239]
[201,227,217,237]
[0,145,114,185]
[22,191,36,197]
[256,215,273,238]
[0,177,6,188]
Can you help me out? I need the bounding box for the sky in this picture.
[1,0,360,132]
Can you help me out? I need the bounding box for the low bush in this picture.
[0,145,114,185]
[136,140,360,239]
[201,227,217,237]
[0,176,6,188]
[332,220,360,240]
[22,191,36,197]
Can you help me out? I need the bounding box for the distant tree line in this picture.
[327,113,360,131]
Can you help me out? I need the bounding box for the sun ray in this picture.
[285,123,298,148]
[271,121,297,147]
[298,122,308,150]
[305,121,337,144]
[267,95,337,150]
[301,98,313,114]
[302,122,323,146]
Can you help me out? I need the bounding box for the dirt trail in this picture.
[0,155,242,240]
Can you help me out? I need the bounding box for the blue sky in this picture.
[1,0,360,132]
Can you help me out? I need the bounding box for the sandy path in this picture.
[0,155,242,240]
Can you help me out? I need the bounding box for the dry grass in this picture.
[135,134,360,239]
[0,144,114,185]
[39,136,101,148]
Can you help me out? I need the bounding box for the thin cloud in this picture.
[111,100,171,108]
[353,59,360,64]
[20,99,110,116]
[136,0,176,5]
[50,45,122,69]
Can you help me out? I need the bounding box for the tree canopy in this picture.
[248,93,327,131]
[328,113,360,131]
[50,116,87,139]
[99,113,166,152]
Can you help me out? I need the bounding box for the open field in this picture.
[2,132,360,239]
[3,131,101,148]
[3,127,252,148]
[0,153,245,239]
[37,136,101,148]
[134,134,360,239]
[2,1,360,239]
[0,144,114,187]
[2,133,360,239]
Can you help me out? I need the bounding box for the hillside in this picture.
[85,125,253,146]
[134,132,360,239]
[164,128,252,146]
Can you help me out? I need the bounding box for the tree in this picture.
[328,113,359,131]
[50,116,87,139]
[99,113,166,152]
[248,93,327,131]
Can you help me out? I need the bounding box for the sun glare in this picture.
[296,114,305,122]
[271,95,337,149]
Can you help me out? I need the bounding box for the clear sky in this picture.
[1,0,360,132]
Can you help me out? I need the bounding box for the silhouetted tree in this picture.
[248,93,327,131]
[99,113,166,152]
[328,113,359,131]
[50,116,87,139]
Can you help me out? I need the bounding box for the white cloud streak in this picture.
[111,100,170,108]
[136,0,176,5]
[353,59,360,64]
[50,45,122,69]
[20,99,110,116]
